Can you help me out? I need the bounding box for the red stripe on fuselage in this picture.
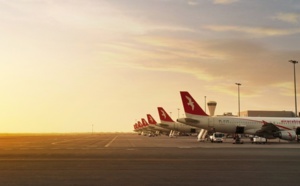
[234,118,292,130]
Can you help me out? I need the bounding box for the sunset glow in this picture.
[1,0,300,132]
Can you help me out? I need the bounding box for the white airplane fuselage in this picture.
[148,124,171,133]
[178,115,300,140]
[159,121,200,133]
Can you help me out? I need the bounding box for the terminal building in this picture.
[239,110,295,117]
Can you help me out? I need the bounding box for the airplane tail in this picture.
[141,118,149,127]
[137,121,143,128]
[180,91,208,117]
[147,114,157,125]
[157,107,174,122]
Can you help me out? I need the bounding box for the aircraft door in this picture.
[296,127,300,142]
[235,126,245,134]
[296,127,300,135]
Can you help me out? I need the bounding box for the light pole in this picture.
[204,96,207,113]
[177,108,180,119]
[289,60,298,117]
[235,83,241,117]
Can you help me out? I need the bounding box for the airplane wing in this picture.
[184,118,200,125]
[254,122,280,138]
[159,123,169,127]
[176,117,200,129]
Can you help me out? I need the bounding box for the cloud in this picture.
[203,25,300,37]
[273,13,300,24]
[96,35,300,97]
[187,0,198,5]
[145,25,196,33]
[4,0,298,98]
[212,0,239,4]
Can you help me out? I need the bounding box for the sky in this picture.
[1,0,300,133]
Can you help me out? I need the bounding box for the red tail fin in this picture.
[157,107,174,122]
[180,91,208,116]
[137,121,143,128]
[141,118,149,126]
[147,114,157,125]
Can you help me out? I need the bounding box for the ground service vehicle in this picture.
[210,133,224,143]
[252,136,267,144]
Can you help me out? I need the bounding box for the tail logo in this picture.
[186,96,195,110]
[149,116,154,123]
[161,110,167,119]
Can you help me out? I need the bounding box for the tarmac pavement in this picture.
[1,133,300,186]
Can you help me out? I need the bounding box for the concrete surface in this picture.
[1,133,300,186]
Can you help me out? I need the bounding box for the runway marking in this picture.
[178,146,193,148]
[51,136,92,145]
[105,135,118,147]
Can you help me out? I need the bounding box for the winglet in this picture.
[147,114,157,125]
[180,91,208,116]
[157,107,174,122]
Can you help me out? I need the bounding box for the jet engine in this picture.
[275,130,296,141]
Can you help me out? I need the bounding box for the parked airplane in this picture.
[146,114,171,135]
[157,107,200,137]
[133,121,143,134]
[134,120,152,136]
[177,91,300,143]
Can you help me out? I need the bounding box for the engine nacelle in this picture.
[276,130,296,141]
